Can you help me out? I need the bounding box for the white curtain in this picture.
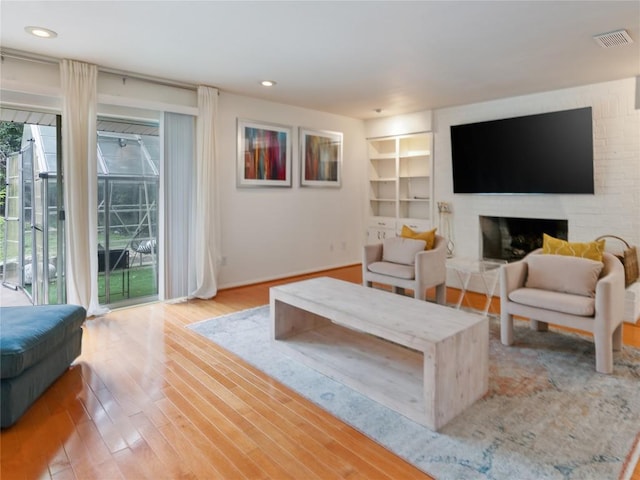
[163,112,196,299]
[190,86,219,299]
[60,59,107,316]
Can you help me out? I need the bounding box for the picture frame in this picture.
[299,128,342,187]
[237,119,292,187]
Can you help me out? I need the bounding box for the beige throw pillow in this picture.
[525,254,604,298]
[382,237,426,266]
[400,225,437,250]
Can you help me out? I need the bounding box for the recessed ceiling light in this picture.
[25,26,58,38]
[260,80,276,87]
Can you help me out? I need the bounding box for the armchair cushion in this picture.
[508,288,596,316]
[400,225,437,250]
[525,254,603,297]
[381,237,426,266]
[542,233,605,261]
[367,261,414,279]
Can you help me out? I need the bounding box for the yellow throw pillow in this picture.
[542,233,605,262]
[400,225,437,250]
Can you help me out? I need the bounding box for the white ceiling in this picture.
[1,1,639,119]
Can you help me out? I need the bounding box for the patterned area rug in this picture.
[189,306,640,480]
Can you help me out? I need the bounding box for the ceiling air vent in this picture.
[593,29,633,48]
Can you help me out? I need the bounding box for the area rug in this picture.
[188,306,640,480]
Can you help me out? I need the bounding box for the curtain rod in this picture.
[1,48,199,92]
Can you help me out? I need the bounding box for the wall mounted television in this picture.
[450,107,594,194]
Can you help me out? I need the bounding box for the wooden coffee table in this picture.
[270,277,488,431]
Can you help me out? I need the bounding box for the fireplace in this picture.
[480,216,568,262]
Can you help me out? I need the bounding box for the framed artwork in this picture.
[299,128,342,187]
[237,119,292,187]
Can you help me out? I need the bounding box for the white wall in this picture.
[4,55,637,291]
[432,78,640,260]
[216,92,367,288]
[1,56,367,291]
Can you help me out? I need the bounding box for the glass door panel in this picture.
[0,115,63,305]
[2,152,22,289]
[96,124,159,306]
[21,140,36,303]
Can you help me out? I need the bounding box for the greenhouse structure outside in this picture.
[1,123,159,306]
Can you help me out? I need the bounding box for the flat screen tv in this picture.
[450,107,594,194]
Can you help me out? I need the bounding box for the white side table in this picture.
[447,258,507,317]
[624,282,640,323]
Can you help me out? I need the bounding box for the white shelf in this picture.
[369,217,395,225]
[370,153,397,160]
[400,218,431,226]
[399,150,431,158]
[367,132,434,234]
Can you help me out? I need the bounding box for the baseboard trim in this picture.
[217,263,361,291]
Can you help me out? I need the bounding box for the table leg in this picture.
[478,270,500,317]
[271,298,330,340]
[454,269,472,310]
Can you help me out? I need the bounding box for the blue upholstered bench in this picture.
[0,305,86,428]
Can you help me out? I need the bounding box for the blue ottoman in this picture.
[0,305,85,428]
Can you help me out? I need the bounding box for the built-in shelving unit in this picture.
[367,132,433,244]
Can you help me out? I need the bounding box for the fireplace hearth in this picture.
[480,216,568,262]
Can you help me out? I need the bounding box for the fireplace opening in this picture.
[480,216,568,262]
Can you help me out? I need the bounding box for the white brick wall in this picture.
[434,78,640,263]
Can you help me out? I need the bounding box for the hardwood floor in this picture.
[2,265,639,480]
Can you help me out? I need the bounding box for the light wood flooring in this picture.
[1,265,639,480]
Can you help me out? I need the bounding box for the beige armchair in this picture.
[500,249,625,374]
[363,234,447,304]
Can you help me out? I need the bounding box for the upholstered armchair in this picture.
[363,234,447,304]
[500,249,625,374]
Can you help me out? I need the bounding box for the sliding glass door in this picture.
[1,110,161,307]
[0,112,64,305]
[96,122,159,305]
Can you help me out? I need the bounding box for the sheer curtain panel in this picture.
[163,112,196,299]
[190,86,220,299]
[60,59,107,316]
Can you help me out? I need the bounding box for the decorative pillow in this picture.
[382,237,426,265]
[400,225,437,250]
[525,254,604,298]
[542,233,605,261]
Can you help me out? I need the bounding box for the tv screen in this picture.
[450,107,594,194]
